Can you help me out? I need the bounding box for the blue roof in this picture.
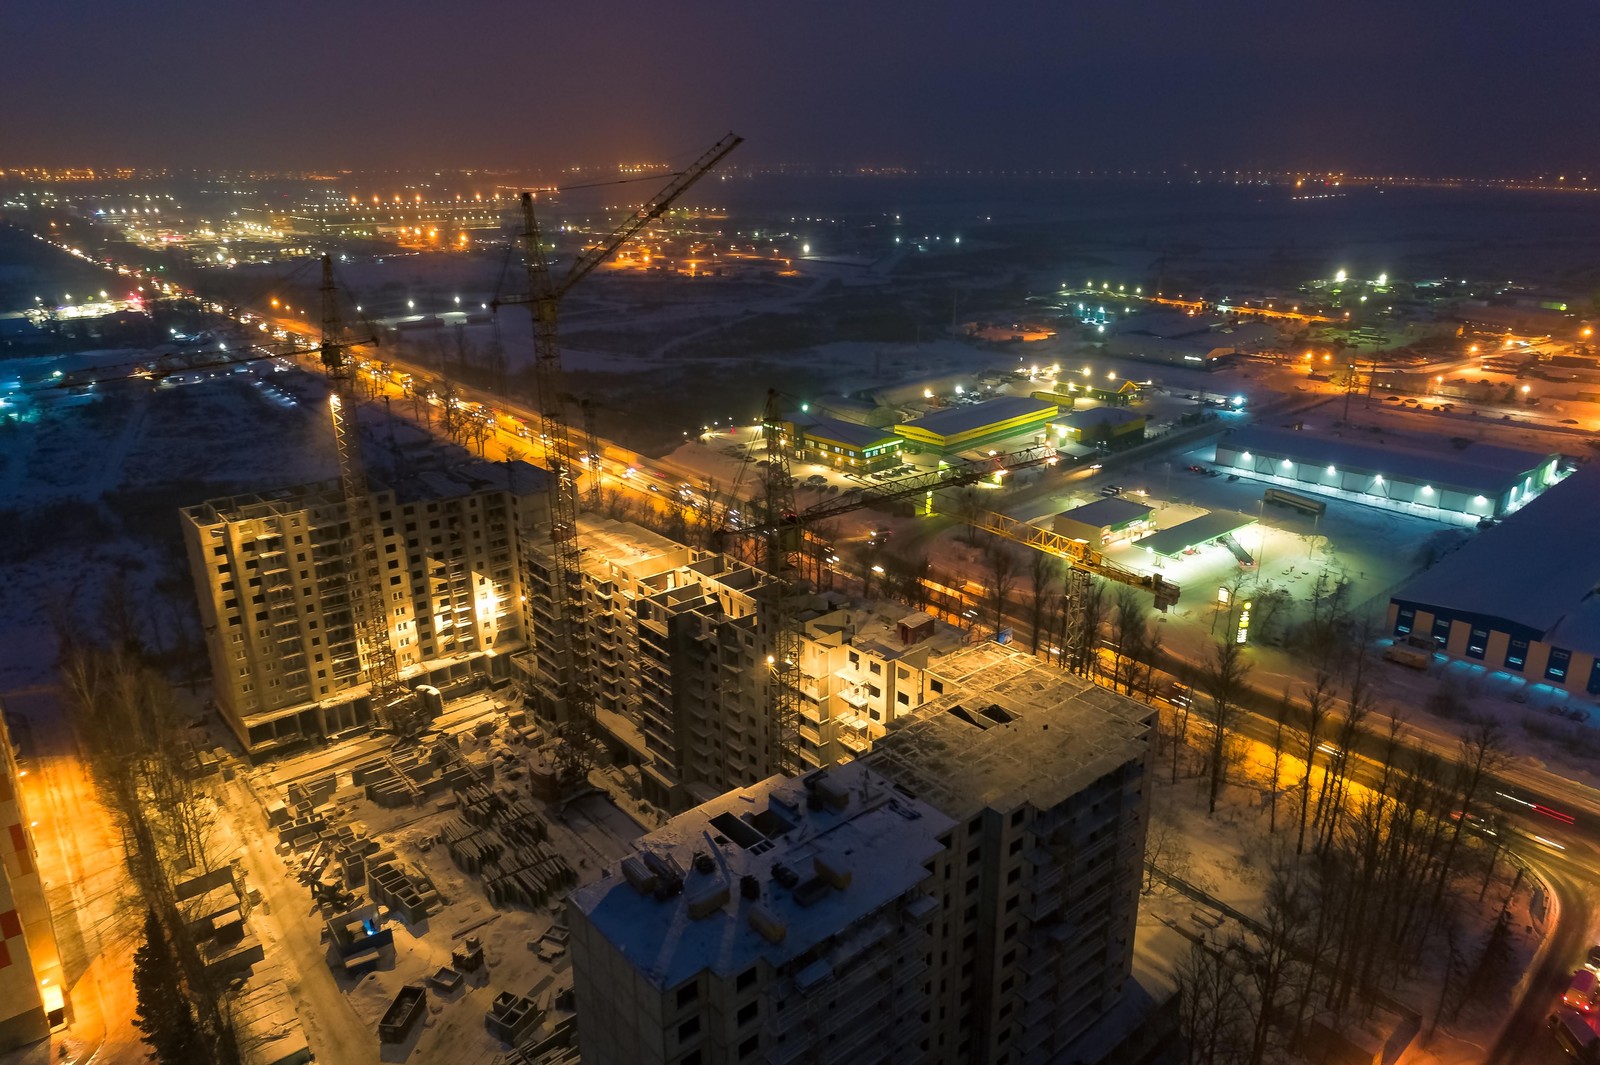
[799,415,899,450]
[1395,468,1600,646]
[897,396,1055,439]
[1219,426,1554,496]
[1061,406,1144,428]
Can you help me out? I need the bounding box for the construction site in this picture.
[113,133,1188,1065]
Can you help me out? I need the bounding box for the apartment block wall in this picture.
[184,464,546,755]
[0,709,58,1050]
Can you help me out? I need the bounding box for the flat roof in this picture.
[1394,469,1600,646]
[799,415,900,450]
[1060,406,1144,428]
[896,396,1055,440]
[1058,497,1154,530]
[1219,426,1554,496]
[866,643,1150,819]
[568,761,954,991]
[1137,510,1257,557]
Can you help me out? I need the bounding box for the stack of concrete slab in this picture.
[368,859,441,925]
[439,786,575,910]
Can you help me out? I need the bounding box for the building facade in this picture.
[0,706,61,1050]
[568,762,955,1065]
[182,458,548,755]
[567,643,1153,1065]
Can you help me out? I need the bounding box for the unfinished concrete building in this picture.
[565,642,1153,1065]
[514,518,970,811]
[183,457,549,755]
[515,518,779,809]
[567,760,955,1065]
[866,642,1153,1064]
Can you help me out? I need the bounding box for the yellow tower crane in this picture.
[497,133,742,789]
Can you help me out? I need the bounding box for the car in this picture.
[1088,463,1103,471]
[1585,945,1600,973]
[806,474,828,485]
[1562,419,1581,425]
[1186,464,1206,473]
[1384,395,1402,402]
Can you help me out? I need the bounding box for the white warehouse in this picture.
[1212,426,1559,522]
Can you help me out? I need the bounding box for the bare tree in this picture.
[982,538,1020,638]
[1297,669,1335,855]
[1026,550,1058,654]
[1202,638,1253,815]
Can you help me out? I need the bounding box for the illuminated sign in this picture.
[1235,600,1253,645]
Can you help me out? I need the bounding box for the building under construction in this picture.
[182,453,549,756]
[567,642,1154,1065]
[513,517,970,811]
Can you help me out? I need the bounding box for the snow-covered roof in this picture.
[569,762,953,992]
[1394,468,1600,645]
[1060,406,1144,429]
[1220,426,1554,496]
[798,415,900,451]
[866,643,1151,819]
[1057,497,1154,530]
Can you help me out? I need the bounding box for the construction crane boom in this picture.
[507,133,742,790]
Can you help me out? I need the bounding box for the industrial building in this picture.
[1212,426,1558,521]
[1388,468,1600,693]
[1052,497,1156,548]
[0,706,61,1050]
[1103,311,1277,368]
[567,642,1153,1065]
[894,396,1057,455]
[182,456,549,755]
[1051,405,1147,448]
[516,519,967,811]
[789,414,903,472]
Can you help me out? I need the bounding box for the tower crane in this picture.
[314,256,416,734]
[495,133,743,788]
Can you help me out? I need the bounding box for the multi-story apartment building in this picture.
[182,456,548,755]
[566,642,1153,1065]
[866,642,1152,1064]
[0,705,62,1050]
[515,518,779,810]
[568,760,956,1065]
[515,519,968,810]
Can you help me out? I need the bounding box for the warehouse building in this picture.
[1388,468,1600,694]
[1103,312,1277,369]
[894,395,1057,455]
[790,414,903,472]
[1052,405,1147,448]
[1212,426,1558,522]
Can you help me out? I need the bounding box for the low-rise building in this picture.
[790,415,903,472]
[1051,406,1147,448]
[895,396,1057,455]
[1052,498,1156,547]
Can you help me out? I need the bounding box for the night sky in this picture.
[7,0,1597,174]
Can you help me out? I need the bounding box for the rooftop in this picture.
[1057,497,1155,530]
[1060,405,1144,429]
[797,414,901,451]
[866,643,1151,819]
[895,396,1056,439]
[1136,510,1257,557]
[1220,426,1555,496]
[1394,468,1600,646]
[568,761,953,991]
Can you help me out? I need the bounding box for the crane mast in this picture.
[510,133,743,788]
[319,256,407,730]
[758,392,805,777]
